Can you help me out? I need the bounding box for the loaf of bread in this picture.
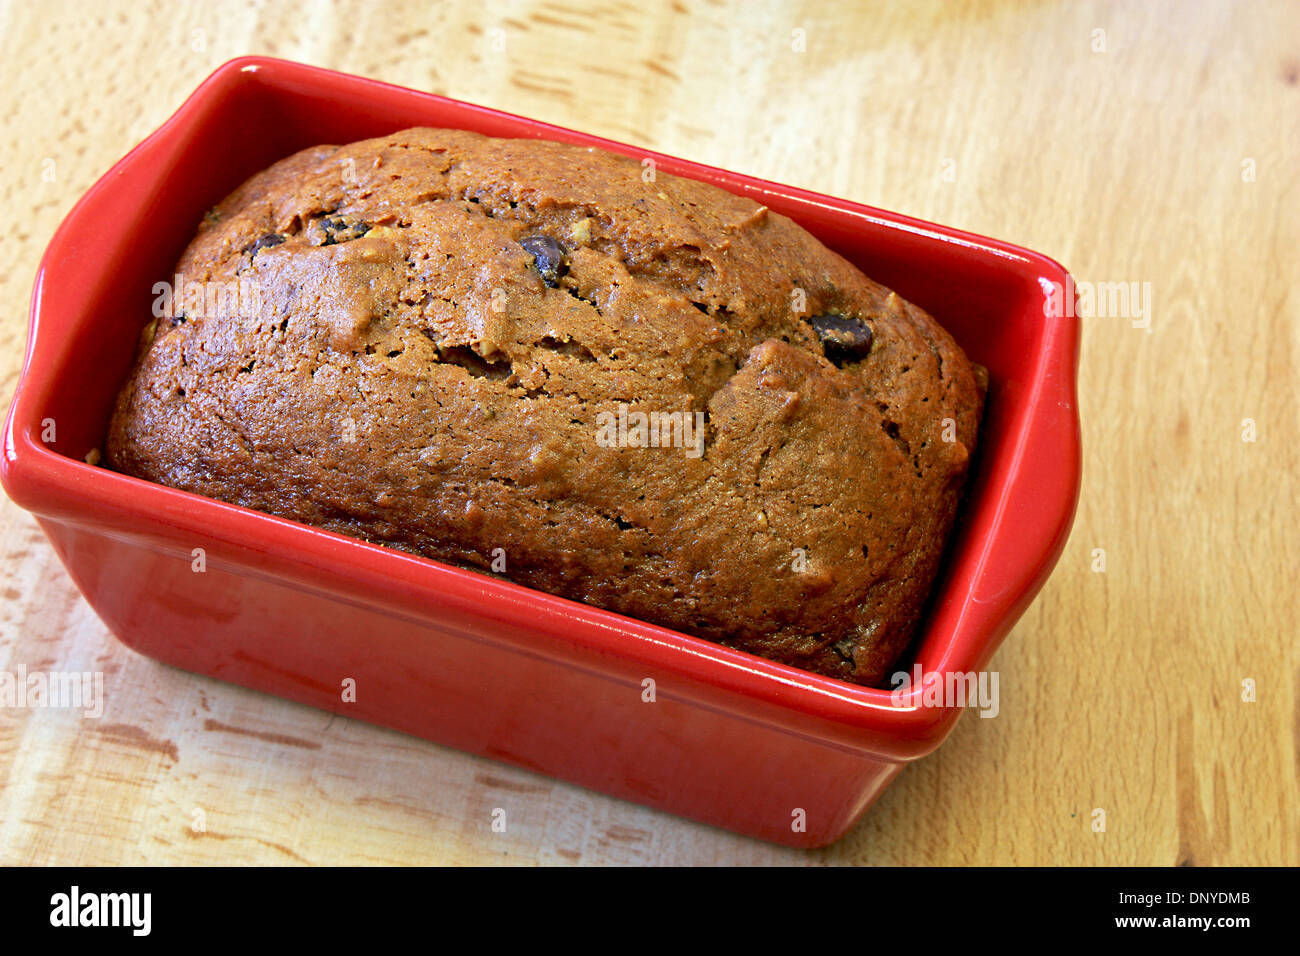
[106,127,985,686]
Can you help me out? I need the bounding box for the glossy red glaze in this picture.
[1,58,1081,847]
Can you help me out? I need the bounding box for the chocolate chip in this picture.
[520,235,567,288]
[810,314,874,366]
[320,217,371,245]
[248,233,286,257]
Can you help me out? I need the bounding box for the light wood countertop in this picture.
[0,0,1295,865]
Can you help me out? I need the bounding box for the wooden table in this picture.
[1,0,1295,866]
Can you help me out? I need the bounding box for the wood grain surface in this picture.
[0,0,1296,866]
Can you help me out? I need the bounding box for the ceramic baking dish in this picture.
[0,57,1081,847]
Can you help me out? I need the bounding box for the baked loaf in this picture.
[106,127,985,686]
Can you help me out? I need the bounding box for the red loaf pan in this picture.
[1,57,1081,847]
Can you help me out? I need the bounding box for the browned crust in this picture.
[106,128,984,686]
